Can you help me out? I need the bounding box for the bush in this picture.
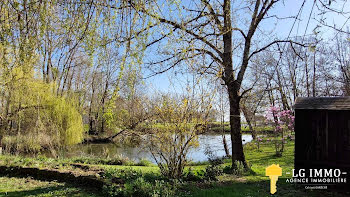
[2,133,56,154]
[148,96,210,179]
[1,81,85,155]
[203,147,224,181]
[102,169,177,197]
[244,142,258,151]
[104,179,177,197]
[102,184,124,197]
[124,177,153,196]
[71,155,134,166]
[135,159,153,166]
[223,165,233,174]
[204,164,223,181]
[183,168,205,182]
[223,161,251,176]
[102,168,144,182]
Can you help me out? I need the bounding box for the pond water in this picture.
[61,134,253,162]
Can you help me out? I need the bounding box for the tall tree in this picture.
[126,0,307,167]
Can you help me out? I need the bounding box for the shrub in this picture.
[102,184,124,197]
[203,147,224,181]
[1,81,85,154]
[2,133,56,154]
[135,159,153,166]
[183,168,205,182]
[244,142,258,151]
[102,169,177,197]
[124,177,153,196]
[232,161,246,176]
[102,168,144,182]
[148,96,211,179]
[204,164,223,181]
[71,154,134,166]
[223,161,251,176]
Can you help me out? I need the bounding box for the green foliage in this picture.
[204,164,223,181]
[2,133,50,154]
[231,161,246,176]
[0,141,299,197]
[1,80,85,153]
[103,107,130,132]
[102,168,177,197]
[103,178,176,197]
[149,96,212,179]
[135,159,153,166]
[243,142,258,151]
[202,148,224,181]
[123,177,153,196]
[71,156,134,166]
[208,122,274,134]
[183,168,205,182]
[102,168,145,182]
[50,95,85,146]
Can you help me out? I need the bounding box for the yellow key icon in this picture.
[265,164,282,194]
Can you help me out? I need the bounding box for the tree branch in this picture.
[132,5,224,59]
[201,0,223,30]
[249,40,308,60]
[194,48,223,65]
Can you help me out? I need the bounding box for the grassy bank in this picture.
[151,122,274,134]
[0,140,348,196]
[206,122,274,134]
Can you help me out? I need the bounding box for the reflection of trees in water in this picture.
[48,134,252,162]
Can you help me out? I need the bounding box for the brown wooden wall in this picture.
[295,109,350,168]
[295,109,350,190]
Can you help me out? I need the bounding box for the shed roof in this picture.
[294,97,350,110]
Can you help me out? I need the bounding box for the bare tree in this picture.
[123,0,309,168]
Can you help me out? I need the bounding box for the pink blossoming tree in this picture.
[265,106,295,156]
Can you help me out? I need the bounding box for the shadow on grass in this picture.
[0,185,71,197]
[187,178,349,197]
[0,175,104,197]
[0,165,104,190]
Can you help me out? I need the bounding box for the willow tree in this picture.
[0,0,88,152]
[121,0,308,168]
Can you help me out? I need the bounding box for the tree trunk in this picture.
[0,126,3,154]
[312,52,316,97]
[242,104,256,140]
[305,55,310,97]
[228,87,246,167]
[88,71,97,135]
[221,115,230,157]
[276,69,290,110]
[222,135,230,157]
[100,80,109,133]
[222,0,248,168]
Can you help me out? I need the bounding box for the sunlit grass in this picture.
[2,140,348,197]
[0,177,101,197]
[186,141,349,197]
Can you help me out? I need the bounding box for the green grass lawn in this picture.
[186,179,349,197]
[187,141,349,197]
[0,140,349,196]
[0,177,102,197]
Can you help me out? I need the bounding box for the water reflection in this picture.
[65,134,253,162]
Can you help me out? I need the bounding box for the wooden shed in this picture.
[294,97,350,189]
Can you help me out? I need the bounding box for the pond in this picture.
[61,134,253,162]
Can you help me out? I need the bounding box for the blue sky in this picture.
[142,0,350,94]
